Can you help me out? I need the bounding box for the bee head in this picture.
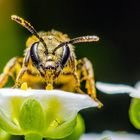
[30,41,70,79]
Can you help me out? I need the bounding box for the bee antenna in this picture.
[53,35,99,53]
[68,35,99,44]
[11,15,46,47]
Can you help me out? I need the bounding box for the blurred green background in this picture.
[0,0,140,134]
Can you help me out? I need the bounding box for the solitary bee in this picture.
[0,15,102,106]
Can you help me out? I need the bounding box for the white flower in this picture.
[81,131,140,140]
[0,88,98,139]
[96,81,140,98]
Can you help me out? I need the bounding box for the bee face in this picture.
[30,35,70,80]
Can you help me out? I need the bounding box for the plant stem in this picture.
[25,134,42,140]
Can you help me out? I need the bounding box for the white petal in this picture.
[96,82,136,94]
[128,81,140,98]
[135,81,140,90]
[130,93,140,98]
[0,89,98,120]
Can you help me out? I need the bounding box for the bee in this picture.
[0,15,102,107]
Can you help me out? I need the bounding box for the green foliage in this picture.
[59,115,85,140]
[129,98,140,129]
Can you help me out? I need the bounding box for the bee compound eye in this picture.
[61,45,70,68]
[30,42,40,67]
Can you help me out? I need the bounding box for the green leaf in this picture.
[59,114,85,140]
[19,98,44,133]
[129,98,140,129]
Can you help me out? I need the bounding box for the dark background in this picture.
[0,0,140,133]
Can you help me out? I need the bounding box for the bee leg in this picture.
[0,57,22,88]
[73,72,85,94]
[13,51,30,89]
[77,57,103,108]
[68,55,85,94]
[13,66,28,88]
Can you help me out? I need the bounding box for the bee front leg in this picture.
[13,51,30,89]
[13,66,28,88]
[77,57,103,107]
[72,72,85,94]
[69,55,85,94]
[0,57,22,88]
